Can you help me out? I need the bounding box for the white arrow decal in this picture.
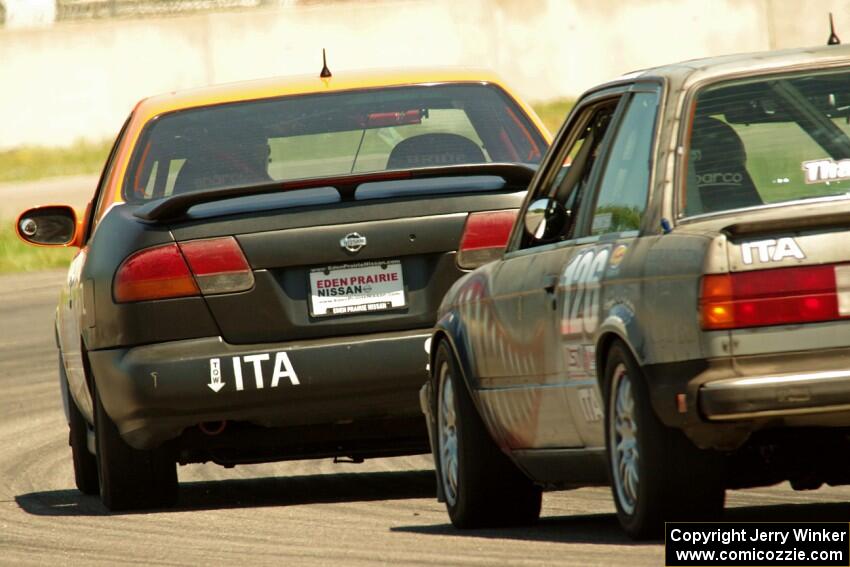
[208,358,225,393]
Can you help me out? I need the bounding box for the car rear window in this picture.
[124,83,546,203]
[683,67,850,216]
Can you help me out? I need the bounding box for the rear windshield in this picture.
[123,83,546,203]
[683,67,850,216]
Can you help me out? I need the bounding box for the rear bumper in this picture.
[88,329,432,450]
[645,347,850,449]
[700,369,850,420]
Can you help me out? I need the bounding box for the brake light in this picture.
[365,110,422,128]
[114,237,254,303]
[457,210,517,269]
[114,243,198,303]
[700,264,850,330]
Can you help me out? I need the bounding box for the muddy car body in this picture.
[420,45,850,537]
[16,68,550,510]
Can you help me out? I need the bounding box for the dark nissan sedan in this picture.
[15,67,550,510]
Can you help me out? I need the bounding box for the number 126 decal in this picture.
[560,248,610,336]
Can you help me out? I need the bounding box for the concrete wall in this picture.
[0,0,847,149]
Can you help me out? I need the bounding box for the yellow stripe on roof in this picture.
[98,67,550,213]
[137,67,516,121]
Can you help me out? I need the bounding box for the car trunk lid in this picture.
[167,182,526,344]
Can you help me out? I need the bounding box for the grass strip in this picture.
[0,140,111,184]
[0,220,76,273]
[532,98,575,134]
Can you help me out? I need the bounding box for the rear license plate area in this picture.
[309,260,405,317]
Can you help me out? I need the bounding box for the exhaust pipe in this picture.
[199,420,227,436]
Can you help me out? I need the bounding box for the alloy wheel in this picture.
[609,363,639,516]
[438,362,459,506]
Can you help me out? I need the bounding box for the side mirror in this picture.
[524,198,567,241]
[15,206,79,246]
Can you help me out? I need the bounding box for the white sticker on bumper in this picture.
[207,351,299,393]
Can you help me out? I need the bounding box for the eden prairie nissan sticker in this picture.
[309,260,406,316]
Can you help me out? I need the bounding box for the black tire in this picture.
[434,341,541,528]
[94,386,178,511]
[604,342,724,539]
[61,358,99,495]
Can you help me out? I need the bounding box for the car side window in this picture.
[516,97,621,250]
[587,91,659,236]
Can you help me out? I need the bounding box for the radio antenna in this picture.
[320,48,332,78]
[828,13,841,45]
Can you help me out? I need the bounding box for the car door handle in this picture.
[543,274,559,294]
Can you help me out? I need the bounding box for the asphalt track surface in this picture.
[2,270,850,566]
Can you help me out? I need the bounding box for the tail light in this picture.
[114,244,198,303]
[179,237,254,295]
[114,237,253,303]
[700,264,850,330]
[457,210,517,270]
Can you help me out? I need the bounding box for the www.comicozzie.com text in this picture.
[669,527,847,546]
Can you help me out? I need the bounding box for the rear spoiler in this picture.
[723,208,850,237]
[133,163,537,222]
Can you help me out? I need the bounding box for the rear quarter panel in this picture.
[634,231,728,366]
[58,250,92,421]
[82,205,219,353]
